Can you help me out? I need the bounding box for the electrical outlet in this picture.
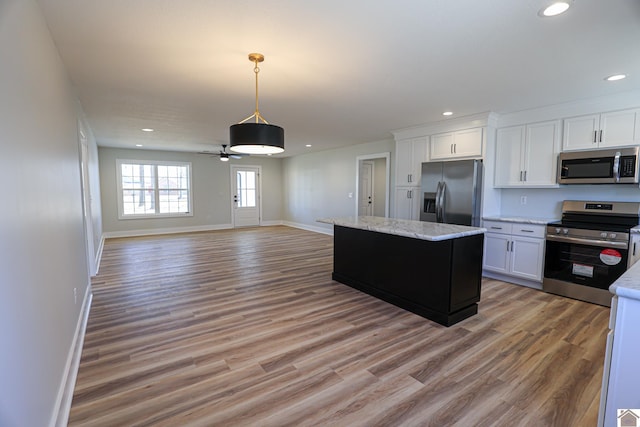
[520,196,527,205]
[73,287,77,304]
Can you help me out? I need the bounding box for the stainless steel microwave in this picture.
[558,147,640,184]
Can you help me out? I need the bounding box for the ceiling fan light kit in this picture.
[229,53,285,155]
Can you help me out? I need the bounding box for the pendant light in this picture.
[229,53,284,155]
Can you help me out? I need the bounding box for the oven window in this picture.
[562,158,613,179]
[544,241,628,290]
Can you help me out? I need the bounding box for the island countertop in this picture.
[317,216,486,242]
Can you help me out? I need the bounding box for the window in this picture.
[116,159,192,218]
[236,170,257,207]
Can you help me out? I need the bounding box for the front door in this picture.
[231,165,261,227]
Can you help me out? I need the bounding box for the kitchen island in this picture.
[317,216,486,326]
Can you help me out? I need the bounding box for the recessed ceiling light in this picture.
[442,111,453,116]
[141,128,154,132]
[305,144,312,147]
[605,74,627,81]
[539,1,571,17]
[135,144,143,147]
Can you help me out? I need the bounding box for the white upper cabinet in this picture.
[430,128,483,160]
[563,108,640,151]
[395,137,428,186]
[494,120,560,188]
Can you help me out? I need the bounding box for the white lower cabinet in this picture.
[394,187,421,220]
[482,220,545,282]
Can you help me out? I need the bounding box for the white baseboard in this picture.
[260,220,284,227]
[282,221,334,236]
[51,285,92,427]
[103,224,234,239]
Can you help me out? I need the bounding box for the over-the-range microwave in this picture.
[558,146,640,184]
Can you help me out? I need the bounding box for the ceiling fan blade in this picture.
[230,154,244,159]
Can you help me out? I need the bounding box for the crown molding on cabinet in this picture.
[391,112,499,141]
[497,89,640,128]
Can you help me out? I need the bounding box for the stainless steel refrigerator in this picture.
[420,159,482,226]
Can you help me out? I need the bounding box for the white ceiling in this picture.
[37,0,640,157]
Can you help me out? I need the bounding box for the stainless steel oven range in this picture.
[543,200,640,307]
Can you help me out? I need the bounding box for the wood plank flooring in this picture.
[69,226,610,426]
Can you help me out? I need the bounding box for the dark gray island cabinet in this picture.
[318,216,486,327]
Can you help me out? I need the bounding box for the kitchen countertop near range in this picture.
[482,216,558,225]
[611,258,640,301]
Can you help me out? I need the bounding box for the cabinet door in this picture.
[482,232,511,274]
[394,187,420,220]
[523,121,560,186]
[510,236,544,282]
[412,137,428,178]
[430,132,454,160]
[600,109,639,148]
[563,114,599,151]
[495,126,525,187]
[452,128,483,158]
[395,140,414,186]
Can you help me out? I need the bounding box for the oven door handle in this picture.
[546,234,628,249]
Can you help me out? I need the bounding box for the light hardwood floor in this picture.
[69,226,610,426]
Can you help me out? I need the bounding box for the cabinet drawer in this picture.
[511,224,545,239]
[483,220,512,234]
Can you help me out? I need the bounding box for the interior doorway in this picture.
[356,153,390,217]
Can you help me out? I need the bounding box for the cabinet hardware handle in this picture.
[511,241,514,251]
[520,229,534,233]
[634,242,636,256]
[593,130,597,143]
[450,144,453,154]
[523,171,527,181]
[454,143,457,153]
[490,226,502,230]
[408,173,412,183]
[519,171,523,181]
[599,130,603,142]
[506,240,510,252]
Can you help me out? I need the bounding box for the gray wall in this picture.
[282,139,394,231]
[0,1,95,425]
[99,147,283,234]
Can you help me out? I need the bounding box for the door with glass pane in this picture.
[231,166,261,227]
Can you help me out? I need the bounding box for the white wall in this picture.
[0,1,95,426]
[500,186,640,219]
[99,147,283,235]
[283,139,394,232]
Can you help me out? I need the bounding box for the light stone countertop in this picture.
[317,216,486,242]
[611,260,640,301]
[632,226,640,234]
[482,216,558,225]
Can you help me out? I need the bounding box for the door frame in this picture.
[355,152,390,218]
[77,120,96,276]
[230,164,263,227]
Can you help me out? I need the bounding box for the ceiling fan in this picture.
[199,144,248,162]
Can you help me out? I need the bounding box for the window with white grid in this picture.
[116,159,192,219]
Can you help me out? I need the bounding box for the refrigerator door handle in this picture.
[434,181,442,222]
[439,181,447,223]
